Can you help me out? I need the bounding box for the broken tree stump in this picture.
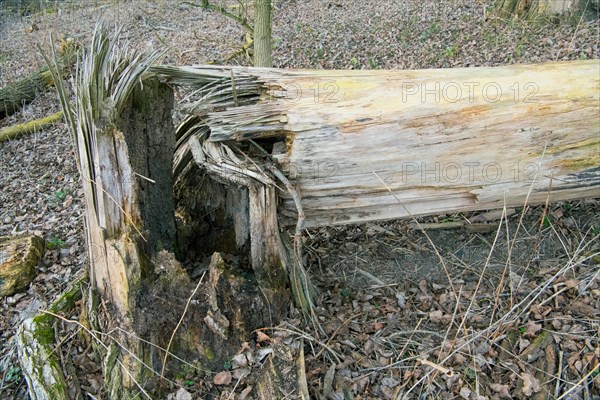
[32,26,294,399]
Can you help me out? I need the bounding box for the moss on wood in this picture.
[0,111,63,143]
[0,234,44,297]
[16,276,85,400]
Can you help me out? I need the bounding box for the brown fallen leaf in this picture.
[471,208,515,223]
[429,309,444,323]
[490,383,511,398]
[567,300,598,318]
[372,321,385,331]
[521,372,541,397]
[524,321,542,338]
[256,330,271,343]
[518,338,531,354]
[213,371,232,385]
[418,295,432,311]
[563,279,580,289]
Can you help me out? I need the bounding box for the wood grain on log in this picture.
[157,60,600,228]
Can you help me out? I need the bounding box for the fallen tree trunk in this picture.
[26,26,596,399]
[0,111,63,142]
[155,60,600,228]
[0,45,75,119]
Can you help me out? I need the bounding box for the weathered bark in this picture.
[0,111,63,143]
[496,0,580,19]
[253,0,272,67]
[155,60,600,228]
[256,343,298,399]
[80,76,178,399]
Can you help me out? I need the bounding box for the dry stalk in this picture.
[160,271,207,380]
[417,358,454,377]
[275,323,343,364]
[296,338,310,400]
[454,206,506,338]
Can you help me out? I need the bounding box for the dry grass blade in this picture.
[296,338,310,400]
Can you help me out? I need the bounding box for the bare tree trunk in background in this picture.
[496,0,580,19]
[253,0,272,67]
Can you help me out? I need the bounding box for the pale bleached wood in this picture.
[158,60,599,228]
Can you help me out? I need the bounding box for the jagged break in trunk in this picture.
[29,27,293,400]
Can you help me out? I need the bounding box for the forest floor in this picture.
[0,0,599,399]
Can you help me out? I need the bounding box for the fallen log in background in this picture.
[0,111,63,142]
[0,44,75,119]
[156,60,600,228]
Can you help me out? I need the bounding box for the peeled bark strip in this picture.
[256,343,298,399]
[155,60,600,228]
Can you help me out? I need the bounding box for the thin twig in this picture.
[455,207,505,337]
[275,324,343,364]
[186,0,253,32]
[557,365,599,399]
